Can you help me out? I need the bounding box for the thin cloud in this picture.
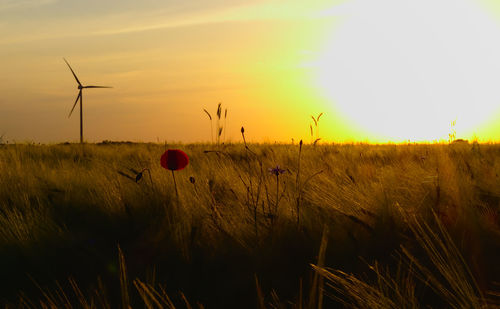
[95,1,343,36]
[0,0,57,11]
[0,0,344,45]
[90,13,232,36]
[0,2,236,44]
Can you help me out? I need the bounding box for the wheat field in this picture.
[0,141,499,308]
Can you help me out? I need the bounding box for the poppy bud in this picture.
[135,172,143,183]
[241,126,245,134]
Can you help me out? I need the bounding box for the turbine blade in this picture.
[63,58,82,86]
[68,91,81,118]
[84,86,113,88]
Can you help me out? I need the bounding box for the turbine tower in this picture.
[64,58,112,144]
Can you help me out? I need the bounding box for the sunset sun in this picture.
[316,0,500,142]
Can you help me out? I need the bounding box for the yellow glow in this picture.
[315,0,500,142]
[1,1,500,143]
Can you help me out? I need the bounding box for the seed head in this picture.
[217,103,222,119]
[203,109,212,120]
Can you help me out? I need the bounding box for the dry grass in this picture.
[0,141,499,308]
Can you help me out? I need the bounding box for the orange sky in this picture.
[1,0,499,143]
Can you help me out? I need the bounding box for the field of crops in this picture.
[1,141,499,308]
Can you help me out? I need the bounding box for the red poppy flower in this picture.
[161,149,189,171]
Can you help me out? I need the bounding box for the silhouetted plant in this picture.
[203,109,213,144]
[295,139,323,228]
[240,126,267,238]
[310,112,324,144]
[216,103,222,145]
[135,168,153,186]
[224,108,228,142]
[117,167,152,186]
[296,140,303,226]
[269,165,286,225]
[204,103,228,145]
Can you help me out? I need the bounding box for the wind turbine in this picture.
[64,58,112,143]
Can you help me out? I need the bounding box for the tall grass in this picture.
[312,209,495,308]
[0,141,499,307]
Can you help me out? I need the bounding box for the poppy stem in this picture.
[276,174,279,219]
[171,170,179,198]
[296,140,303,228]
[146,169,153,187]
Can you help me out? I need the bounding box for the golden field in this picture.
[0,141,499,308]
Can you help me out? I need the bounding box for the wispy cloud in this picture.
[0,0,346,45]
[90,11,233,36]
[94,0,345,36]
[0,1,239,44]
[0,0,58,11]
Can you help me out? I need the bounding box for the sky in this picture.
[1,0,500,143]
